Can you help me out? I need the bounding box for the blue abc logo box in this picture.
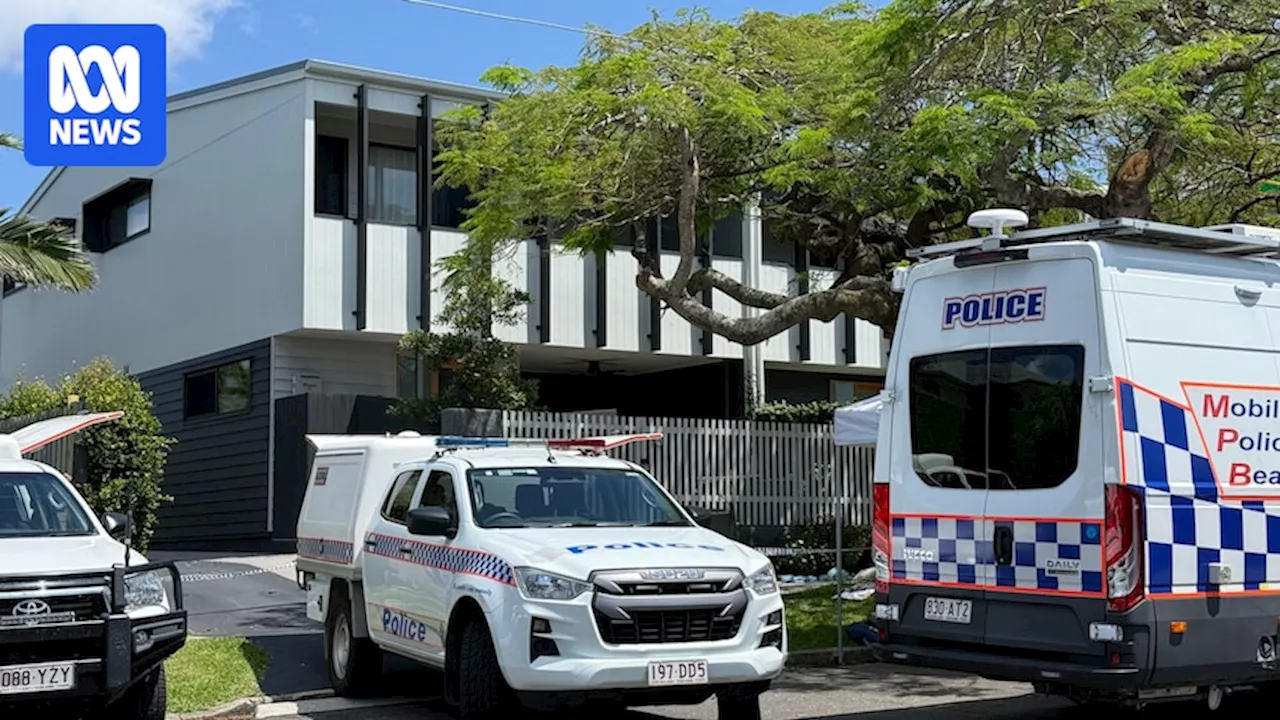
[23,24,167,167]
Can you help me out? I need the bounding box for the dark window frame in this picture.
[315,134,349,218]
[367,141,418,227]
[82,178,152,253]
[908,344,1085,491]
[182,359,253,421]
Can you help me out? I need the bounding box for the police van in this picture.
[871,210,1280,711]
[294,432,785,720]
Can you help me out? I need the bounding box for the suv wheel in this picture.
[106,666,166,720]
[325,586,383,697]
[458,620,514,720]
[717,690,762,720]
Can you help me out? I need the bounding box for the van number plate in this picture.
[923,597,972,624]
[648,660,709,686]
[0,661,75,695]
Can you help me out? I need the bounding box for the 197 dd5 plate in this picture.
[923,597,972,624]
[0,661,75,695]
[648,660,709,687]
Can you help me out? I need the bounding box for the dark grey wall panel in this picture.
[137,338,271,545]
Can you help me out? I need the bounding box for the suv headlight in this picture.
[124,570,170,614]
[514,568,591,601]
[747,563,779,595]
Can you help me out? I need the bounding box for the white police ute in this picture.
[0,412,186,719]
[872,210,1280,711]
[295,433,785,720]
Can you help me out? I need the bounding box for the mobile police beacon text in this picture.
[23,24,167,167]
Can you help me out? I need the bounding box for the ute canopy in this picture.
[833,394,882,447]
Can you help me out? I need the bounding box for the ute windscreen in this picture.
[909,345,1085,490]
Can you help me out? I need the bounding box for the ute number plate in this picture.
[648,660,709,687]
[0,662,75,695]
[923,597,972,624]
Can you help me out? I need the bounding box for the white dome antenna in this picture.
[0,434,21,461]
[968,209,1029,245]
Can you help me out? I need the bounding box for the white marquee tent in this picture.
[832,393,883,447]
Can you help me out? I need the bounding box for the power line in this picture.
[401,0,627,40]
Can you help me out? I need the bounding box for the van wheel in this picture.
[458,620,514,719]
[106,666,166,720]
[717,691,762,720]
[325,587,382,697]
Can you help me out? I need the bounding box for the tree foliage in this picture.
[0,134,98,292]
[434,1,1280,342]
[0,359,173,551]
[391,249,539,429]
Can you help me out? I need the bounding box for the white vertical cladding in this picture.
[548,242,587,346]
[808,267,841,365]
[603,250,642,352]
[305,216,356,330]
[710,258,746,358]
[428,229,468,332]
[759,262,795,362]
[491,239,532,344]
[658,253,696,355]
[364,224,420,334]
[741,202,766,401]
[855,320,888,368]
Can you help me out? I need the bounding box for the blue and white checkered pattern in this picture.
[297,537,354,565]
[365,532,516,586]
[891,517,1104,594]
[1118,379,1280,595]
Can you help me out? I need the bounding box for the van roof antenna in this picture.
[967,209,1029,250]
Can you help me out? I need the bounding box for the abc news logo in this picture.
[23,24,166,167]
[47,44,143,147]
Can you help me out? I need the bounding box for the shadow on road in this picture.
[773,665,1012,701]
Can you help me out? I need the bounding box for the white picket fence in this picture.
[501,411,875,528]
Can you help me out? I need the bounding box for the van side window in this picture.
[382,470,423,524]
[909,345,1085,491]
[418,470,457,522]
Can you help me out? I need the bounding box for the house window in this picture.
[396,353,420,399]
[315,134,348,216]
[368,144,417,225]
[712,211,744,258]
[125,194,150,238]
[83,178,152,253]
[184,359,252,419]
[832,379,883,403]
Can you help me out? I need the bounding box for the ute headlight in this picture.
[124,570,169,614]
[514,568,591,601]
[747,564,779,595]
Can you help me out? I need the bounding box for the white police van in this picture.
[871,210,1280,710]
[0,412,186,719]
[295,433,785,720]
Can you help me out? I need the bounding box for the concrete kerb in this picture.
[165,689,335,720]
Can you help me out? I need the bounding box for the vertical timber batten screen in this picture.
[501,411,874,528]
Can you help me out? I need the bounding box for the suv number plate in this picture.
[648,660,709,686]
[0,661,75,695]
[923,597,972,624]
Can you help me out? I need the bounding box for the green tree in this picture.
[0,134,98,292]
[0,359,173,551]
[392,244,538,429]
[432,2,1280,342]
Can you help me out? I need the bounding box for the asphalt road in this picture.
[261,664,1093,720]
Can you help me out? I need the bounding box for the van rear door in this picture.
[978,257,1107,658]
[888,264,997,648]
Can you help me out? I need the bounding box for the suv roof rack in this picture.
[907,216,1280,262]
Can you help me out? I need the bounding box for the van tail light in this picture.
[873,483,891,593]
[1105,484,1145,612]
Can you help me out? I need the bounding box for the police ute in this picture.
[0,412,186,719]
[294,432,785,720]
[871,209,1280,711]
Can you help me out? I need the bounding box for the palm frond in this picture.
[0,133,21,151]
[0,208,98,292]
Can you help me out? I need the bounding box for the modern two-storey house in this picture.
[0,60,889,546]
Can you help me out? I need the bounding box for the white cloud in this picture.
[0,0,240,72]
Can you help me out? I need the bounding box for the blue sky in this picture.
[0,0,841,210]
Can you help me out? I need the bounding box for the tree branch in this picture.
[668,127,699,296]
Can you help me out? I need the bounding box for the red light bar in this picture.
[546,433,663,451]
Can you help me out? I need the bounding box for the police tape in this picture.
[755,546,870,557]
